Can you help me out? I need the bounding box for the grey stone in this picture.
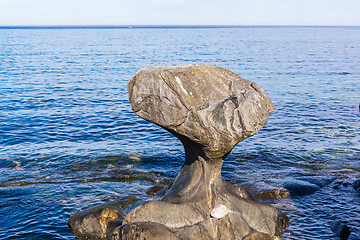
[105,64,288,239]
[128,63,273,160]
[210,204,229,219]
[176,212,255,239]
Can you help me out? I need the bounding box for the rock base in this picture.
[69,64,289,240]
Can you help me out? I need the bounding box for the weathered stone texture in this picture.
[128,64,273,159]
[69,64,288,240]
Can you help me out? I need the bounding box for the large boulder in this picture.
[128,63,273,160]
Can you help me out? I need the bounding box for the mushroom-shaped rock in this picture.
[106,64,287,240]
[68,201,125,240]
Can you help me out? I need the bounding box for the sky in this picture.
[0,0,359,26]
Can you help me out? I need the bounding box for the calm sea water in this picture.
[0,26,359,239]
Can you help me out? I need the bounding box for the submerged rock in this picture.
[146,185,165,196]
[283,180,321,196]
[210,204,229,219]
[296,176,334,188]
[331,221,351,240]
[241,176,334,200]
[240,180,291,200]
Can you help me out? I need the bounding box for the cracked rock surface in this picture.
[128,63,273,160]
[81,64,288,240]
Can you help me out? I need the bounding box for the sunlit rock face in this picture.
[104,64,288,240]
[128,63,274,160]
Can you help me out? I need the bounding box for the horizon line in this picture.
[0,24,359,29]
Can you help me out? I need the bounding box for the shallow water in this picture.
[0,26,359,239]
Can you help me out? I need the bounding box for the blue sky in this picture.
[0,0,359,26]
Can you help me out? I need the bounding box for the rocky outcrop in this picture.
[331,221,351,240]
[69,64,289,240]
[68,200,125,240]
[353,179,360,193]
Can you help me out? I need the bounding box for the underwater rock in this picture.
[115,63,288,239]
[70,63,288,240]
[128,64,274,159]
[331,221,351,240]
[104,222,177,240]
[68,200,125,240]
[146,185,165,196]
[353,179,360,193]
[283,179,321,196]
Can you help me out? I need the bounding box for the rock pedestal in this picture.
[69,64,289,240]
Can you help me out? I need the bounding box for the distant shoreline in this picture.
[0,25,359,29]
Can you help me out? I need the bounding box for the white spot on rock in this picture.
[210,204,229,219]
[175,76,188,95]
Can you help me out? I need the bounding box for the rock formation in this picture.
[69,63,289,240]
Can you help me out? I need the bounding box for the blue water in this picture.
[0,26,359,239]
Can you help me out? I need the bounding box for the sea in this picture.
[0,26,359,239]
